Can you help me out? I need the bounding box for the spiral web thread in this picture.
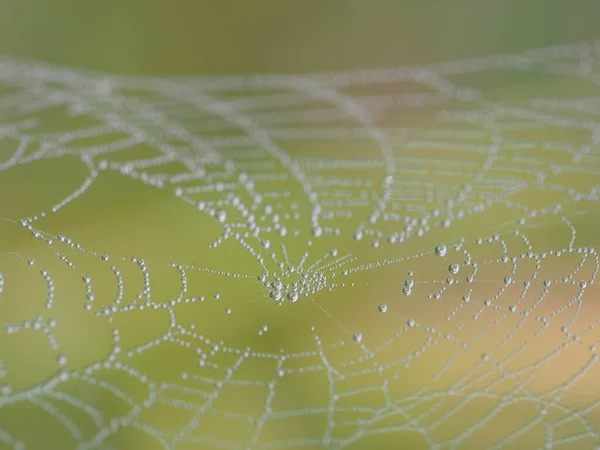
[1,41,600,449]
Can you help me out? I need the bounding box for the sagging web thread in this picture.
[0,40,600,449]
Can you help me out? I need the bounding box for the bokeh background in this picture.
[1,1,600,449]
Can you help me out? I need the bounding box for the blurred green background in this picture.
[1,1,600,450]
[0,0,599,75]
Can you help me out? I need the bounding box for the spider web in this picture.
[1,40,600,449]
